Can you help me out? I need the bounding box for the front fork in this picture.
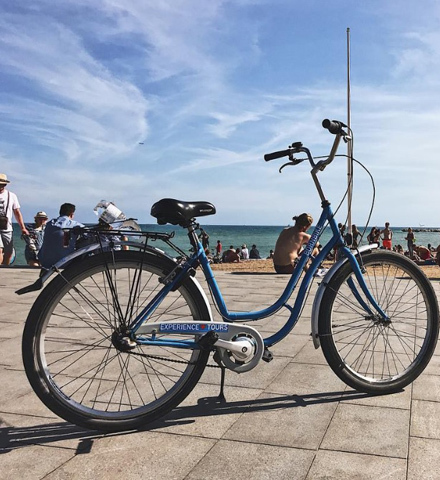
[311,244,387,348]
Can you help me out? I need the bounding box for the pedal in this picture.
[197,330,219,350]
[262,347,274,363]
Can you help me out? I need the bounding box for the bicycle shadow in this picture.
[147,388,385,429]
[0,388,389,454]
[0,421,103,454]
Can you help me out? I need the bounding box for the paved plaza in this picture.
[1,267,440,479]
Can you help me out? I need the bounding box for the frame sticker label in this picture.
[159,323,229,333]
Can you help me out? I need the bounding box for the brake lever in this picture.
[279,157,303,173]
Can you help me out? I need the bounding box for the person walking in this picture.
[0,173,28,265]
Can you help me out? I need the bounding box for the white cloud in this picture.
[0,12,149,163]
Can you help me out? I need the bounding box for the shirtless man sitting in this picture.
[273,213,318,274]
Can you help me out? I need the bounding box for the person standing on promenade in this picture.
[273,213,318,274]
[199,229,210,250]
[405,227,415,258]
[23,211,48,266]
[381,222,393,250]
[0,173,29,265]
[38,203,83,270]
[351,224,361,248]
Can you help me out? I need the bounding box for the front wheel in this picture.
[22,251,211,432]
[319,250,439,394]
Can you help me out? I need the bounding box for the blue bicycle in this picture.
[21,119,439,432]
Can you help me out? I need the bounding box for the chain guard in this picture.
[137,321,264,373]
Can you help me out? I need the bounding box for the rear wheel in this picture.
[22,251,211,432]
[319,250,439,393]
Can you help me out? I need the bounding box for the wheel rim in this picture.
[36,258,206,420]
[327,256,434,384]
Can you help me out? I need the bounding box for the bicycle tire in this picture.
[319,250,439,394]
[22,251,211,432]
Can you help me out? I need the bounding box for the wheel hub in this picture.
[111,331,137,352]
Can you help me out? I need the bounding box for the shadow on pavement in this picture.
[0,388,393,453]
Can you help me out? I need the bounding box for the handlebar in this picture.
[263,119,350,202]
[264,149,291,162]
[322,119,347,135]
[263,119,348,165]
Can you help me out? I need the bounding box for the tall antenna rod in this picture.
[346,27,353,241]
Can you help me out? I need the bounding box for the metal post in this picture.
[346,27,353,244]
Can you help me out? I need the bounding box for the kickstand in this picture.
[218,366,226,402]
[213,351,226,402]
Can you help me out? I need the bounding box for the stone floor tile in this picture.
[423,353,440,375]
[187,439,315,480]
[0,443,76,480]
[268,333,310,358]
[291,342,329,365]
[45,431,216,480]
[321,403,409,458]
[413,374,440,402]
[223,392,338,449]
[408,437,440,480]
[0,368,35,405]
[307,450,406,479]
[411,399,440,440]
[266,363,346,396]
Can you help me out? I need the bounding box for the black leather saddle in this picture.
[151,198,216,226]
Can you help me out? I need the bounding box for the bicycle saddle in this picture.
[151,198,216,226]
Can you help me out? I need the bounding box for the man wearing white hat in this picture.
[0,173,29,265]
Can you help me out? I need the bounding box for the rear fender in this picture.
[16,242,175,295]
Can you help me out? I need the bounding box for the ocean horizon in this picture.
[10,223,440,266]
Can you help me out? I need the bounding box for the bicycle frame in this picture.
[129,201,387,351]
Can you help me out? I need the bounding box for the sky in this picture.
[1,0,440,227]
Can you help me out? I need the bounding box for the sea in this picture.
[9,223,440,266]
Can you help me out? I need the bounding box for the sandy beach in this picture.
[211,258,440,278]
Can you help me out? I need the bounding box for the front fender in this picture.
[311,244,379,348]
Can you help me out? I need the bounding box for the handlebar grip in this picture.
[322,119,347,135]
[264,149,291,161]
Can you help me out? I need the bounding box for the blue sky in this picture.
[1,0,439,227]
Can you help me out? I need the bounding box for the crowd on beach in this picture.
[1,172,440,272]
[364,224,440,266]
[197,229,274,264]
[201,218,440,271]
